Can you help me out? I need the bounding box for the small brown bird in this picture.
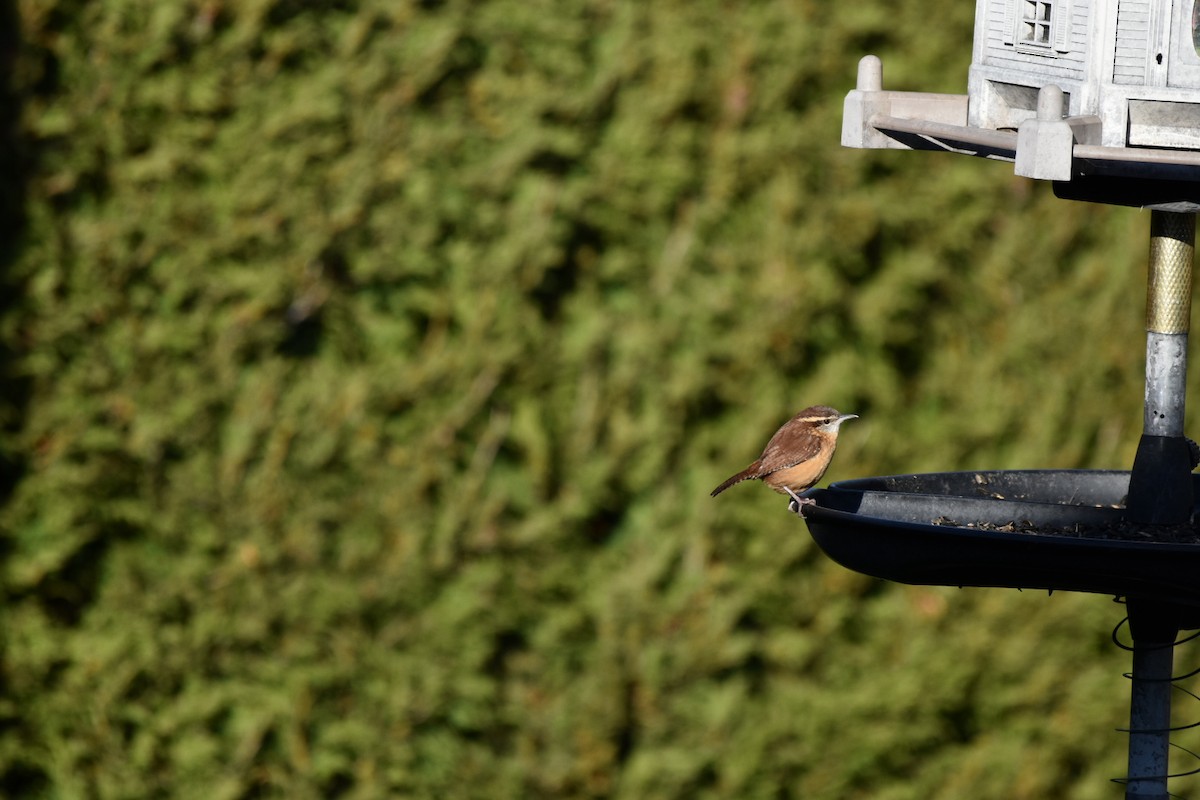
[711,405,858,512]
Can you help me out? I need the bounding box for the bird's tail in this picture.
[710,466,758,497]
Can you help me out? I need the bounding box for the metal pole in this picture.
[1125,642,1173,800]
[1124,214,1193,798]
[1127,211,1196,524]
[1125,602,1178,800]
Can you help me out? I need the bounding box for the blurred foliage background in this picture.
[1,0,1198,798]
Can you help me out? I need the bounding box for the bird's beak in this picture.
[839,414,859,423]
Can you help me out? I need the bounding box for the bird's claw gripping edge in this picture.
[784,487,815,515]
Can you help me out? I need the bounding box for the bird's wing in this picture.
[757,427,823,474]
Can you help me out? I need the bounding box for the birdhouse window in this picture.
[1022,0,1051,43]
[1020,1,1054,45]
[1003,0,1071,55]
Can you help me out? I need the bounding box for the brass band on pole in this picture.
[1146,212,1195,335]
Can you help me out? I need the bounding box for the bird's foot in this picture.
[787,497,816,514]
[784,488,815,515]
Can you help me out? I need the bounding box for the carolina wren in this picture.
[711,405,858,512]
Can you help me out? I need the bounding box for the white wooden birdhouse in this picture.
[843,0,1200,208]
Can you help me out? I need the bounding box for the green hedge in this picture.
[0,1,1192,798]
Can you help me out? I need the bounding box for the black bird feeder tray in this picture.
[803,469,1200,616]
